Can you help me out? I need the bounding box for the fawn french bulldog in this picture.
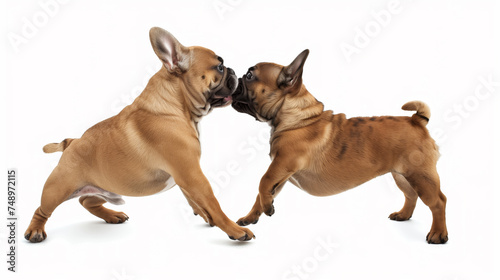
[232,50,447,244]
[25,27,254,243]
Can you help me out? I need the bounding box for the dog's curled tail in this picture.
[402,101,430,126]
[43,138,75,153]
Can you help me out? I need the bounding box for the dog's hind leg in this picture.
[388,172,418,221]
[79,195,128,224]
[24,166,82,243]
[405,169,448,244]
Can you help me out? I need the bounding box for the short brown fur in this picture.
[25,27,254,243]
[232,50,447,244]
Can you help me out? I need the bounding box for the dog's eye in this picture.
[245,71,253,80]
[217,64,224,73]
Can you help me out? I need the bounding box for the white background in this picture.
[1,0,499,279]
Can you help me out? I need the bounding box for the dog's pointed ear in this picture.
[277,49,309,90]
[149,27,190,72]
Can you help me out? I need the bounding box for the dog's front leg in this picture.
[174,163,254,241]
[180,189,213,226]
[237,156,299,226]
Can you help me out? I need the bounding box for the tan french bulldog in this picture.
[24,27,254,243]
[231,50,448,244]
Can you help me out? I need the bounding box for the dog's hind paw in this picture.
[103,212,129,224]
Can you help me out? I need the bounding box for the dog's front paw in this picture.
[258,195,275,217]
[426,230,448,244]
[24,228,47,243]
[237,215,259,226]
[264,204,275,216]
[263,199,275,216]
[228,227,255,241]
[388,211,411,221]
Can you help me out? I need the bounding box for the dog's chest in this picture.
[158,175,176,193]
[147,169,177,194]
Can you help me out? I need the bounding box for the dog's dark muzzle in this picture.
[231,78,258,119]
[226,68,236,89]
[208,67,238,107]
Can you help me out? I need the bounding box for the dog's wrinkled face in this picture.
[150,27,238,109]
[188,48,238,108]
[232,50,309,121]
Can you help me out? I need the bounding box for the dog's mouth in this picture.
[231,79,258,119]
[209,94,233,107]
[208,68,237,108]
